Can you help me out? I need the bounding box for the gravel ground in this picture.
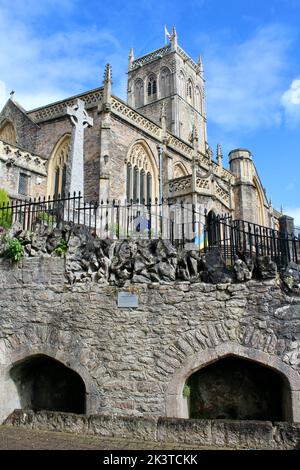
[0,425,206,450]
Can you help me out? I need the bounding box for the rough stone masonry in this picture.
[0,223,300,426]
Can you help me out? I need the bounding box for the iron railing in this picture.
[0,193,299,269]
[206,214,300,269]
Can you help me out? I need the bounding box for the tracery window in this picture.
[160,67,171,98]
[147,75,157,100]
[47,135,70,198]
[134,78,144,108]
[0,120,16,145]
[125,143,157,203]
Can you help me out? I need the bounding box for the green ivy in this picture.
[55,239,68,256]
[7,238,24,262]
[182,384,191,398]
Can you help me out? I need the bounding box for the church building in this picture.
[0,27,282,229]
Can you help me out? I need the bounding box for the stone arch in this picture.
[125,140,158,202]
[164,343,300,422]
[0,119,16,145]
[173,161,188,178]
[47,134,70,197]
[160,67,172,98]
[0,326,99,422]
[134,78,144,108]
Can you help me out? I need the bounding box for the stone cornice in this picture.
[0,139,47,176]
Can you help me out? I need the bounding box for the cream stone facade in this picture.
[0,29,286,229]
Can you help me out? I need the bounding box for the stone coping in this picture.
[4,410,300,450]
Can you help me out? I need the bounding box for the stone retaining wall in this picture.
[5,410,300,450]
[0,227,300,425]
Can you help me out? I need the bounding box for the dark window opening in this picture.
[18,173,30,196]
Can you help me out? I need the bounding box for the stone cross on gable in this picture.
[66,98,93,197]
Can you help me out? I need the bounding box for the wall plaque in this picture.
[117,292,139,308]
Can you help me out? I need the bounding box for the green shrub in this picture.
[0,188,12,229]
[36,211,55,225]
[7,238,24,262]
[55,239,68,256]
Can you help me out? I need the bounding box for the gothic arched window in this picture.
[125,142,158,203]
[0,120,16,145]
[134,78,144,108]
[47,135,70,198]
[160,67,171,98]
[147,75,157,101]
[187,79,194,105]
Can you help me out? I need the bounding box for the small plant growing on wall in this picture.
[7,238,24,262]
[0,188,12,230]
[55,239,68,257]
[182,384,191,398]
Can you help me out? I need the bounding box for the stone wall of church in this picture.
[0,160,47,200]
[0,100,38,154]
[0,234,299,423]
[33,109,100,201]
[107,116,160,201]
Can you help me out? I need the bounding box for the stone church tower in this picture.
[127,27,207,153]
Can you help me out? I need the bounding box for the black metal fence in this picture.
[206,214,300,269]
[0,193,299,269]
[0,193,206,249]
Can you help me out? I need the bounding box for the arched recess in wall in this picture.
[160,67,172,98]
[187,78,194,106]
[194,86,202,114]
[125,140,158,203]
[165,344,298,422]
[134,78,144,108]
[253,177,265,226]
[47,134,70,197]
[173,162,188,179]
[0,119,16,145]
[9,354,86,414]
[178,70,185,98]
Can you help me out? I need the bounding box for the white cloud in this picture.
[205,25,291,132]
[281,78,300,125]
[0,80,7,110]
[0,4,127,111]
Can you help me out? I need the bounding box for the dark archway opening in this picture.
[10,355,86,414]
[187,357,287,421]
[206,210,220,247]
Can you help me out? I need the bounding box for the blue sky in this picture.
[0,0,299,222]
